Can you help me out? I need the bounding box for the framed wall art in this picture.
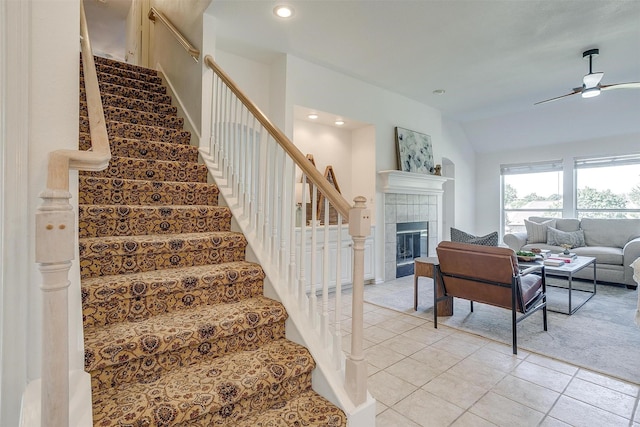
[395,126,434,174]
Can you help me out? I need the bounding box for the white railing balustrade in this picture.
[202,54,370,408]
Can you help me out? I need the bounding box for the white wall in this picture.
[293,120,355,203]
[441,119,477,234]
[475,132,640,236]
[149,0,210,136]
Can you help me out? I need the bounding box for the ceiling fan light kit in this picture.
[535,48,640,105]
[582,87,601,98]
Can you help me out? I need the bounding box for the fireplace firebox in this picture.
[396,221,428,277]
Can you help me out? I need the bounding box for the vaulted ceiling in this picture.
[208,0,640,153]
[86,0,640,153]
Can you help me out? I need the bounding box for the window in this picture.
[575,154,640,219]
[501,161,563,234]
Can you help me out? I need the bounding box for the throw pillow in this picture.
[546,227,585,248]
[524,218,556,244]
[451,227,499,246]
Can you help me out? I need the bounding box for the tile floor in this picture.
[332,282,640,427]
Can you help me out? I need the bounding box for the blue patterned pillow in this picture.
[546,227,585,248]
[451,228,499,246]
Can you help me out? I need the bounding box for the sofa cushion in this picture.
[580,218,640,248]
[525,219,556,244]
[451,228,499,246]
[572,246,623,266]
[530,216,580,232]
[546,227,585,248]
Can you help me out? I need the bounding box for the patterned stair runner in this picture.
[79,55,346,426]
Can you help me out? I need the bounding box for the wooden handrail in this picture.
[47,1,110,191]
[204,54,352,218]
[148,7,200,62]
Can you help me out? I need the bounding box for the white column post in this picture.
[345,196,371,406]
[35,189,76,427]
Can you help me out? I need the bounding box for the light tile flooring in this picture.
[331,282,640,427]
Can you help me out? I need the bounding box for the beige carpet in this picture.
[364,275,640,385]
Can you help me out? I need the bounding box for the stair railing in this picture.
[148,7,200,62]
[202,54,371,408]
[35,2,110,425]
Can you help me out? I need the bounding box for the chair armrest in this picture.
[520,264,543,276]
[504,232,527,251]
[623,237,640,281]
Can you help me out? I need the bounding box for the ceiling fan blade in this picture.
[583,72,604,88]
[601,82,640,91]
[534,88,582,105]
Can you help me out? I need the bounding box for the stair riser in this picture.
[106,121,191,144]
[173,375,313,427]
[92,371,313,427]
[80,157,208,183]
[79,178,219,206]
[81,104,184,129]
[79,205,231,238]
[84,79,172,105]
[90,63,163,85]
[89,321,286,391]
[80,245,246,279]
[79,134,199,163]
[91,73,167,95]
[81,91,178,115]
[83,279,264,328]
[93,55,159,76]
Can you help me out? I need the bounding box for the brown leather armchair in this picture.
[434,241,548,354]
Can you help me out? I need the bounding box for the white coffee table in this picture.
[541,256,597,315]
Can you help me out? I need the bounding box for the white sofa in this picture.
[504,217,640,289]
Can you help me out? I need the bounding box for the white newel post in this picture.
[345,196,371,406]
[35,189,75,427]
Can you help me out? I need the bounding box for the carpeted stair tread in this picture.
[103,120,191,144]
[81,261,264,327]
[88,79,172,105]
[84,295,287,372]
[234,389,347,427]
[80,104,184,129]
[79,176,219,206]
[89,62,163,84]
[93,55,159,76]
[79,231,247,278]
[79,133,199,162]
[80,155,208,183]
[92,72,167,95]
[82,91,178,115]
[90,339,314,426]
[79,204,231,238]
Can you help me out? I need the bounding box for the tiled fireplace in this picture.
[379,170,448,281]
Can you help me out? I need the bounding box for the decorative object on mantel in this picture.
[434,164,442,176]
[395,126,434,174]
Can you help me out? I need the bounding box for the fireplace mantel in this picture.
[378,170,451,194]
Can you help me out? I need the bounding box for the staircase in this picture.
[78,56,346,426]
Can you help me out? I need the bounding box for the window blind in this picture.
[500,160,563,175]
[575,153,640,169]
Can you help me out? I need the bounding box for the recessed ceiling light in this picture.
[334,120,345,126]
[273,5,294,18]
[433,89,446,95]
[308,113,318,119]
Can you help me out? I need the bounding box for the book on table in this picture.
[544,258,566,267]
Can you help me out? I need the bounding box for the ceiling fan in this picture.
[535,48,640,105]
